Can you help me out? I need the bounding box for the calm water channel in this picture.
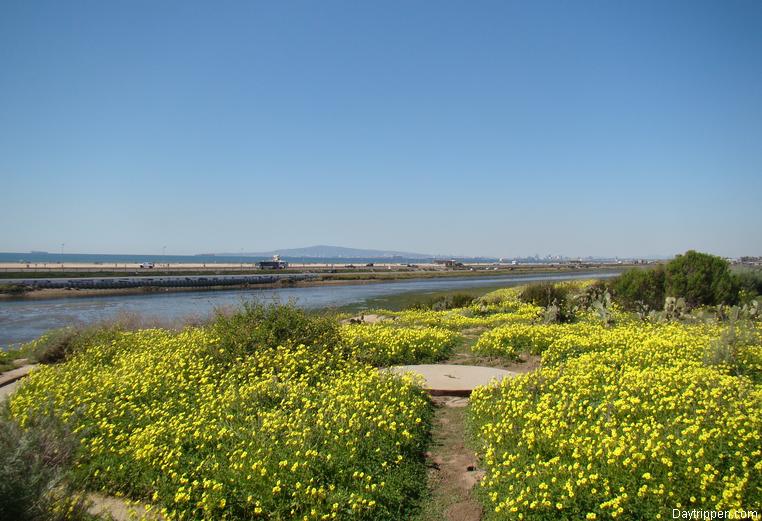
[0,272,618,348]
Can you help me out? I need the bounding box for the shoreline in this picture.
[0,267,625,301]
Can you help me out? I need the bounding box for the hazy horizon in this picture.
[2,1,761,258]
[0,244,726,261]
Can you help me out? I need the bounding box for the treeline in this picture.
[611,250,761,310]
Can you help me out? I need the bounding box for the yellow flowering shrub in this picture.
[473,322,724,363]
[10,328,432,520]
[387,303,542,331]
[473,323,563,358]
[473,319,762,381]
[477,280,597,307]
[470,354,761,519]
[340,324,460,365]
[470,324,762,519]
[477,287,524,305]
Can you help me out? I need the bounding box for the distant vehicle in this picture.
[139,262,155,269]
[258,255,289,270]
[365,263,374,267]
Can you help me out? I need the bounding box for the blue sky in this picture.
[1,1,760,258]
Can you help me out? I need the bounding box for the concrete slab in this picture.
[386,364,517,396]
[0,364,38,403]
[0,380,21,403]
[0,364,37,387]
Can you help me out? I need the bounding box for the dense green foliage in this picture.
[611,251,752,310]
[611,265,666,310]
[518,282,570,308]
[212,302,343,360]
[0,283,30,295]
[665,250,736,307]
[406,292,476,311]
[0,412,92,521]
[735,269,762,304]
[0,325,126,371]
[23,326,124,364]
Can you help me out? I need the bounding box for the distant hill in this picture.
[222,245,437,259]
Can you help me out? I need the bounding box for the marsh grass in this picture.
[0,407,93,521]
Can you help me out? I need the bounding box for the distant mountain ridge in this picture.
[220,245,438,259]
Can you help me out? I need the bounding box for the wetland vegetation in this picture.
[1,251,760,520]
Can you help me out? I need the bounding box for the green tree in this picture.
[664,250,735,307]
[611,265,665,310]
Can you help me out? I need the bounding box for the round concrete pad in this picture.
[386,364,518,396]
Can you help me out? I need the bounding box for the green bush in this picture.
[518,283,575,323]
[0,411,91,521]
[518,282,569,308]
[665,250,735,307]
[21,325,124,365]
[0,284,30,295]
[212,301,342,359]
[406,292,475,311]
[613,252,741,310]
[611,265,666,311]
[733,269,762,304]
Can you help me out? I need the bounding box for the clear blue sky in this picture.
[2,1,760,258]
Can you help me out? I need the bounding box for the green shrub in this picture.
[21,325,124,365]
[518,283,574,323]
[518,282,569,308]
[406,292,475,311]
[0,284,30,295]
[9,327,431,521]
[611,265,666,311]
[665,250,735,307]
[578,279,611,305]
[614,252,741,310]
[212,301,342,359]
[0,411,91,521]
[733,269,762,304]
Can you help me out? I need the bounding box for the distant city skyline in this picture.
[2,1,761,258]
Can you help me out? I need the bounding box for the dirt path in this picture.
[417,396,484,521]
[414,330,541,520]
[87,493,162,521]
[415,334,494,521]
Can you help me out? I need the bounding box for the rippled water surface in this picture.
[0,272,617,347]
